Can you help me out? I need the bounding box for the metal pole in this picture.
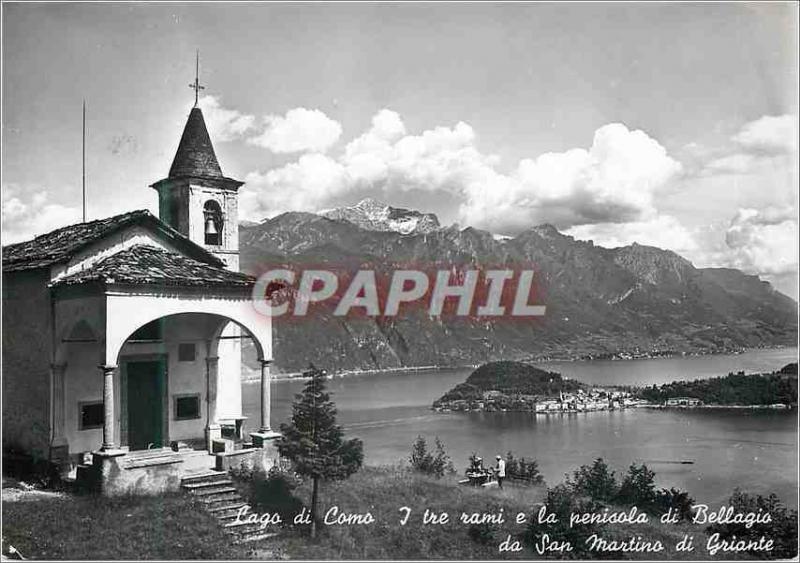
[82,100,86,222]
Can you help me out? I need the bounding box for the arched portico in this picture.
[51,285,274,459]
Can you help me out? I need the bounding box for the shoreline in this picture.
[433,403,797,414]
[241,345,798,383]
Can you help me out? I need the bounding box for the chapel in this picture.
[2,94,278,494]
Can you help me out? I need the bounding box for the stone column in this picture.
[251,359,280,448]
[50,363,69,465]
[51,363,67,446]
[99,364,117,451]
[205,355,221,450]
[259,359,272,433]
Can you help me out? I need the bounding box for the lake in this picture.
[243,347,798,508]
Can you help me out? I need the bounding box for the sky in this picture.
[2,2,798,295]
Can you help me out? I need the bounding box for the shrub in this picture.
[615,463,657,507]
[467,522,499,546]
[409,436,455,478]
[706,489,798,559]
[228,462,258,483]
[2,449,62,490]
[505,451,545,484]
[653,487,695,521]
[567,458,618,502]
[524,484,604,558]
[233,466,304,525]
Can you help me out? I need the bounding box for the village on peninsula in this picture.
[431,361,798,414]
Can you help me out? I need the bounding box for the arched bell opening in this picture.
[203,200,223,246]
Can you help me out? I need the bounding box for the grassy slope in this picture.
[3,468,753,560]
[269,467,727,560]
[2,492,250,560]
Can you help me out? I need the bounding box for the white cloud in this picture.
[702,153,759,176]
[699,114,798,178]
[565,215,699,257]
[197,95,256,142]
[244,153,347,214]
[732,114,798,155]
[248,108,342,154]
[723,207,798,276]
[238,110,796,295]
[2,184,82,244]
[241,112,682,232]
[460,123,683,232]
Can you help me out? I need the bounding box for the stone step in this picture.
[223,520,281,538]
[234,531,280,544]
[180,469,280,546]
[190,485,238,497]
[124,448,176,459]
[181,470,228,484]
[224,518,264,529]
[228,526,281,543]
[216,509,251,522]
[197,492,242,505]
[181,479,233,490]
[206,502,248,513]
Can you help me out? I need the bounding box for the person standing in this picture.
[494,454,506,489]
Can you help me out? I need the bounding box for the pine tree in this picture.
[276,364,363,538]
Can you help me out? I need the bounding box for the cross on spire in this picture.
[189,49,205,107]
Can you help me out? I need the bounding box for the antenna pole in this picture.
[82,100,86,222]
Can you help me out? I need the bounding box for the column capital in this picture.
[50,363,67,373]
[259,358,273,366]
[98,364,117,372]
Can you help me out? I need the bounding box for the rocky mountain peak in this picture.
[320,198,441,235]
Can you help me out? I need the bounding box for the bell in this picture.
[205,217,218,235]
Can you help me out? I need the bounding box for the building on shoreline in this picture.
[437,387,647,414]
[664,397,703,407]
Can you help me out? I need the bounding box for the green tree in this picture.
[654,487,695,521]
[276,365,364,538]
[616,463,657,507]
[568,458,618,502]
[706,489,798,559]
[524,484,604,558]
[409,436,454,478]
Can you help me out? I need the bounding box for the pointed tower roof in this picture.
[168,107,224,179]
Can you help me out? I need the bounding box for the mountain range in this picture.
[239,199,797,373]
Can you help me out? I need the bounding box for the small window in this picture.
[178,343,196,362]
[79,402,104,430]
[174,395,201,420]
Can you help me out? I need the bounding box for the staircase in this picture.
[181,471,279,544]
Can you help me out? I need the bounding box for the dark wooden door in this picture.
[126,360,166,450]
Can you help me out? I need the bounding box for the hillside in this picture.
[239,202,797,373]
[433,361,582,408]
[635,365,799,406]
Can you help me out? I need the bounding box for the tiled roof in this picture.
[169,107,224,179]
[2,210,223,272]
[54,244,255,288]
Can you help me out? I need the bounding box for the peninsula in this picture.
[432,361,798,413]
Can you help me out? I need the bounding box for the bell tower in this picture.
[150,61,243,271]
[148,56,249,442]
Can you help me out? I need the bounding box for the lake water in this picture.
[243,347,798,508]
